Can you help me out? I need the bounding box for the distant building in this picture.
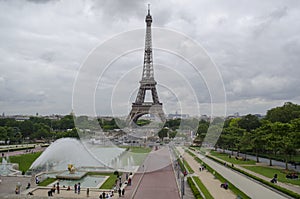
[167,111,189,119]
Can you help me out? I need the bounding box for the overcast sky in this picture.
[1,0,300,117]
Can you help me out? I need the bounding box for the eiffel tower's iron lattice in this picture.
[128,5,165,124]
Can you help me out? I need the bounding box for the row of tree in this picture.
[0,115,77,144]
[195,102,300,169]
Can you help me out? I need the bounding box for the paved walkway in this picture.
[217,148,300,172]
[187,148,290,199]
[2,145,45,158]
[125,147,180,199]
[177,147,236,199]
[0,176,35,197]
[207,154,300,194]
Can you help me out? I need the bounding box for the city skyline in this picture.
[1,0,300,116]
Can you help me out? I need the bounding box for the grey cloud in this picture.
[1,0,300,116]
[253,6,288,37]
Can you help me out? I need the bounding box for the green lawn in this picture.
[128,146,151,153]
[0,152,42,173]
[183,159,194,173]
[242,166,300,186]
[99,173,120,189]
[210,151,256,165]
[38,178,56,186]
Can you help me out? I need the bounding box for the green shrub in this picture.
[187,177,203,199]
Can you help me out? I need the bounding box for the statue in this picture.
[68,164,76,174]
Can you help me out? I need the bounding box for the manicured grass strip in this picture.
[177,156,194,174]
[5,152,42,173]
[189,147,207,155]
[243,166,300,186]
[207,155,300,199]
[192,176,213,199]
[186,149,196,158]
[177,158,185,172]
[38,178,56,186]
[210,151,256,165]
[183,159,194,173]
[187,177,203,199]
[119,146,152,153]
[128,146,151,153]
[193,156,250,199]
[100,173,121,189]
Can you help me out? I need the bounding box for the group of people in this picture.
[199,165,206,171]
[286,173,298,179]
[99,191,114,198]
[74,182,81,194]
[47,182,60,196]
[220,182,228,190]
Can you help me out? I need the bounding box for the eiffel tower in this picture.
[128,5,165,125]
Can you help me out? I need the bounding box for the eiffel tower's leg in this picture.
[151,87,160,104]
[135,87,146,104]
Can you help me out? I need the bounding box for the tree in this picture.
[238,114,261,132]
[169,131,177,139]
[158,128,168,141]
[196,120,209,142]
[239,131,252,159]
[265,102,300,123]
[19,120,34,138]
[251,127,268,163]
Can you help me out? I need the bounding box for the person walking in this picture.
[87,188,89,197]
[56,182,60,194]
[118,188,121,197]
[78,182,81,194]
[74,183,77,193]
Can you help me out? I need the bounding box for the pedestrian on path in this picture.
[56,182,60,194]
[118,188,121,197]
[87,188,89,197]
[74,183,77,193]
[78,182,81,194]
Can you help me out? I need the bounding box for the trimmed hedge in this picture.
[187,177,203,199]
[0,146,35,153]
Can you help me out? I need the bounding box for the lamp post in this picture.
[181,175,185,199]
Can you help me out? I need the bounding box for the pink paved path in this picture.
[124,147,180,199]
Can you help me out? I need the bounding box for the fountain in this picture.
[0,157,21,176]
[29,138,126,172]
[28,137,129,189]
[56,164,87,180]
